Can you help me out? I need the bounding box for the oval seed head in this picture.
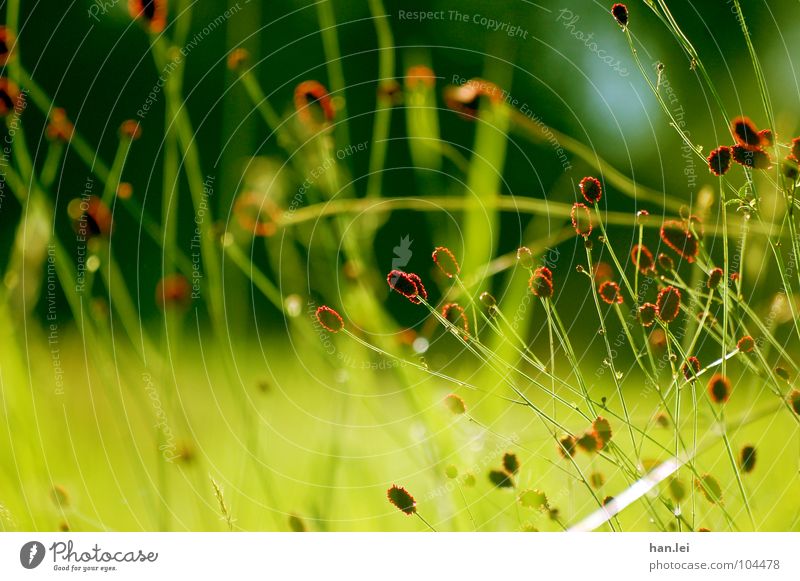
[783,155,799,181]
[668,478,686,502]
[479,291,496,308]
[386,270,419,301]
[529,268,554,299]
[488,469,514,488]
[707,146,732,176]
[656,286,681,323]
[571,203,592,237]
[732,144,772,170]
[387,485,416,515]
[519,489,549,510]
[598,281,623,305]
[432,246,460,278]
[557,434,577,459]
[46,108,74,142]
[0,26,16,65]
[740,445,756,473]
[119,119,142,140]
[576,431,600,454]
[155,274,191,311]
[592,416,613,449]
[443,393,466,415]
[707,267,724,289]
[589,472,605,489]
[759,129,774,146]
[294,80,335,127]
[579,176,603,204]
[631,244,655,274]
[657,252,675,272]
[502,452,520,475]
[51,484,69,507]
[128,0,168,33]
[405,65,436,89]
[315,305,344,333]
[707,373,732,404]
[406,273,428,304]
[516,246,534,269]
[445,465,459,479]
[788,389,800,415]
[660,220,699,262]
[681,356,701,382]
[0,78,22,117]
[731,116,761,147]
[638,303,658,327]
[695,474,723,505]
[737,335,755,353]
[611,3,628,26]
[227,48,250,71]
[775,367,790,382]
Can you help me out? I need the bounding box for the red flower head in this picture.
[294,80,335,127]
[731,116,762,147]
[682,356,701,382]
[0,26,16,65]
[119,119,142,140]
[611,3,628,27]
[0,78,22,117]
[128,0,168,33]
[707,267,723,289]
[656,285,681,323]
[432,246,460,278]
[443,77,501,119]
[571,202,592,237]
[707,146,732,176]
[638,302,658,327]
[405,65,436,89]
[579,176,603,204]
[442,303,470,339]
[315,305,344,333]
[631,244,655,274]
[227,48,250,72]
[155,274,191,311]
[529,267,554,299]
[707,373,731,404]
[732,144,772,170]
[557,434,577,459]
[387,270,421,302]
[598,281,623,305]
[737,335,755,353]
[387,485,416,515]
[592,416,612,449]
[791,137,800,161]
[660,220,699,263]
[71,195,113,239]
[406,273,428,304]
[46,108,74,142]
[759,129,774,146]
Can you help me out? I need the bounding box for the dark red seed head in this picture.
[576,431,600,453]
[638,303,658,327]
[789,390,800,415]
[707,373,731,404]
[759,129,774,146]
[611,3,628,27]
[0,78,21,117]
[656,285,681,323]
[502,452,520,474]
[488,469,514,488]
[740,445,756,473]
[783,156,799,181]
[406,273,428,304]
[155,274,191,311]
[731,144,772,170]
[128,0,168,33]
[598,281,623,305]
[682,356,701,382]
[405,65,436,89]
[631,244,655,274]
[46,108,74,142]
[660,220,699,263]
[707,146,732,176]
[0,26,16,65]
[529,267,554,299]
[315,305,344,333]
[557,434,577,459]
[791,137,800,161]
[387,485,416,515]
[294,80,335,127]
[731,116,761,147]
[387,270,419,301]
[707,267,724,289]
[571,203,592,237]
[592,417,612,449]
[579,176,603,204]
[737,335,755,353]
[432,246,460,278]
